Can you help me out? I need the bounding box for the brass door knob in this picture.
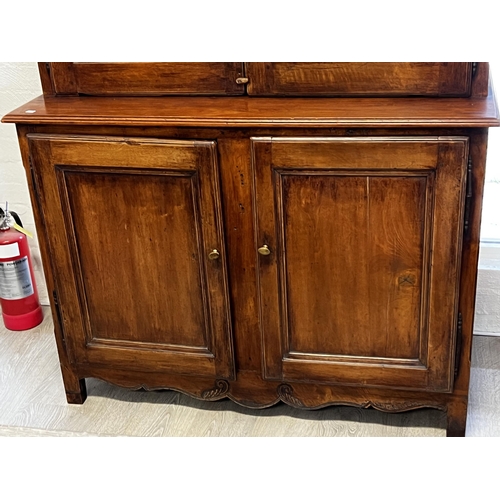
[208,249,220,260]
[258,245,271,256]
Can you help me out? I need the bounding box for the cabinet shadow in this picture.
[85,377,446,433]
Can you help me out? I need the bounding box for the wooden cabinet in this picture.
[3,62,499,436]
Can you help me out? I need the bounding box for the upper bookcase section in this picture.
[39,62,490,98]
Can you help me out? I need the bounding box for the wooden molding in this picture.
[201,380,230,400]
[3,94,499,128]
[277,384,305,408]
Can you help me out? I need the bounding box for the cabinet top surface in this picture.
[2,93,499,128]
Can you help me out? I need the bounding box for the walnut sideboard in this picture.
[3,63,499,436]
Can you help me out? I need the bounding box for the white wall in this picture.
[0,62,47,305]
[0,62,499,331]
[481,61,500,242]
[475,63,500,335]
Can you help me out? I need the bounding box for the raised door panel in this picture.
[246,63,473,96]
[28,135,234,379]
[252,137,468,392]
[46,63,246,95]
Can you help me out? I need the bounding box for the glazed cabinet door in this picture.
[252,137,468,392]
[28,135,234,379]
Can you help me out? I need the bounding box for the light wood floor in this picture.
[1,307,499,437]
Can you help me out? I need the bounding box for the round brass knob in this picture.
[258,245,271,256]
[208,249,220,260]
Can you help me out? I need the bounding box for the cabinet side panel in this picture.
[455,129,489,395]
[37,63,55,95]
[471,63,490,97]
[16,126,85,397]
[48,63,78,95]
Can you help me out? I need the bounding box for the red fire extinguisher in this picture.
[0,204,43,331]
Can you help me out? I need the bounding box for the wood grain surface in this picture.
[3,93,499,128]
[246,63,474,96]
[27,135,234,380]
[2,64,498,438]
[46,63,246,96]
[251,137,467,392]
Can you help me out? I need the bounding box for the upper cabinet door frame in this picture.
[246,63,475,96]
[42,62,246,96]
[251,136,469,393]
[27,134,234,380]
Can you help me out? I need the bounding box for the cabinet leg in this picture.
[60,364,87,404]
[446,399,468,437]
[65,379,87,404]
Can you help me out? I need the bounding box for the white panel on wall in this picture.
[0,62,47,305]
[475,244,500,336]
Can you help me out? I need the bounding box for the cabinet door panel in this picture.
[252,137,468,392]
[65,172,208,348]
[47,62,246,96]
[284,174,427,360]
[28,135,234,379]
[246,63,473,96]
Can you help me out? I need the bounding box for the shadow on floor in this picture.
[85,377,446,431]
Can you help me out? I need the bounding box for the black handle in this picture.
[0,208,23,228]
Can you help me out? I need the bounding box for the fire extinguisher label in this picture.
[0,257,34,300]
[0,242,20,259]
